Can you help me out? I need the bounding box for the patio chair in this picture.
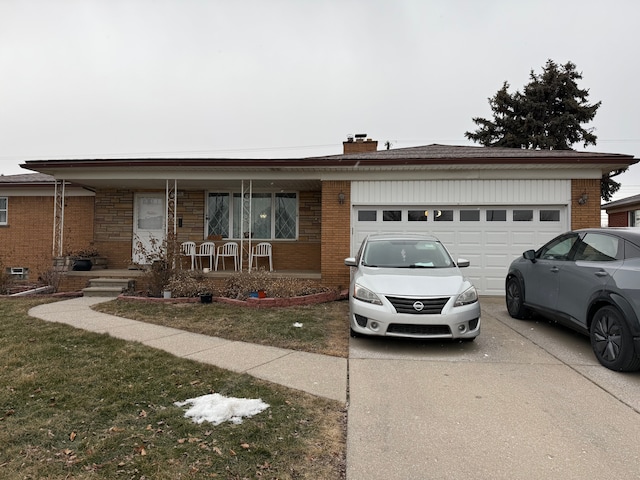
[195,241,216,270]
[215,242,239,271]
[249,242,273,271]
[180,241,196,270]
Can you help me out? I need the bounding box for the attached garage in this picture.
[351,179,570,295]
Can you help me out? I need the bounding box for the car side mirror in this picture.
[523,249,536,263]
[344,257,357,267]
[456,258,470,268]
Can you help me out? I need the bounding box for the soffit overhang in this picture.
[19,145,637,191]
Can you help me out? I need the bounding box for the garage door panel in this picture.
[353,204,566,294]
[485,231,511,246]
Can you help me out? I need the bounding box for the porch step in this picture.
[82,278,135,297]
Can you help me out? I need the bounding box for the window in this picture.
[460,210,480,221]
[433,209,453,221]
[539,234,579,261]
[574,233,620,262]
[358,210,377,221]
[625,241,640,259]
[540,210,560,222]
[0,197,6,225]
[486,210,506,221]
[513,210,533,221]
[207,192,297,239]
[383,210,401,221]
[408,210,428,222]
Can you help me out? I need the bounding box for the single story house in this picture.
[602,194,640,227]
[3,137,636,295]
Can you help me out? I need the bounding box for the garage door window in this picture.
[408,210,428,222]
[460,210,480,221]
[513,210,533,221]
[540,210,560,222]
[434,209,453,221]
[383,210,401,221]
[358,210,377,221]
[486,210,506,221]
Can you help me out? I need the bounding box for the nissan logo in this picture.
[413,301,424,312]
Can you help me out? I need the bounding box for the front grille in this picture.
[386,296,450,314]
[387,323,451,335]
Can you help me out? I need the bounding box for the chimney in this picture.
[343,133,378,154]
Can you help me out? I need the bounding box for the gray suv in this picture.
[506,228,640,371]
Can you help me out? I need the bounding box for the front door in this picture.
[133,193,165,265]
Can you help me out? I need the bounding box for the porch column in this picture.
[321,180,351,289]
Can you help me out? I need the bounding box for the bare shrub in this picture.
[0,259,14,295]
[222,268,332,300]
[164,271,219,298]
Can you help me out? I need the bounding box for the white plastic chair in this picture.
[195,241,215,270]
[215,242,239,271]
[180,241,196,270]
[249,242,273,271]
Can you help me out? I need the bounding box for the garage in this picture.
[350,179,570,295]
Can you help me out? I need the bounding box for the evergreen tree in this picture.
[466,60,623,200]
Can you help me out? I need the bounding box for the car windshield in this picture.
[362,239,453,268]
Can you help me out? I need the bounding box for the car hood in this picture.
[355,266,470,297]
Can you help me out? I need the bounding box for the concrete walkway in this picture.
[28,296,348,403]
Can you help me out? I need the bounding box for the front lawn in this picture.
[94,298,350,358]
[0,298,346,479]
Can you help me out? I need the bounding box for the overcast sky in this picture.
[1,0,639,202]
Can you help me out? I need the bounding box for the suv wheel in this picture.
[506,276,529,319]
[590,305,640,371]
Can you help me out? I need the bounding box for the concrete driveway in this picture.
[346,297,640,480]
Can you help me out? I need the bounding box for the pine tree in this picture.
[465,60,623,200]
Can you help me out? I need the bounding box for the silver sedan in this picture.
[344,234,481,340]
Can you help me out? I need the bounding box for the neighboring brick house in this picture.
[602,194,640,227]
[10,139,637,295]
[0,173,95,283]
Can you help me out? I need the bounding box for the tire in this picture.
[590,305,640,372]
[350,328,361,338]
[505,276,529,319]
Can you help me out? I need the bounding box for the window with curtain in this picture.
[207,192,297,239]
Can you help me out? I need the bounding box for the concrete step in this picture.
[82,286,126,297]
[82,278,135,297]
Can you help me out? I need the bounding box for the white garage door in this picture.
[351,205,567,295]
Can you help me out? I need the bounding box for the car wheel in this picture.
[506,276,529,319]
[350,328,361,338]
[590,306,640,372]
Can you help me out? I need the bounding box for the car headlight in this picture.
[455,285,478,306]
[353,283,383,305]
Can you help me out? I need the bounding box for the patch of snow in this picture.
[174,393,270,425]
[292,322,303,328]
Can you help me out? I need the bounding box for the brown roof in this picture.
[0,173,55,183]
[21,144,635,170]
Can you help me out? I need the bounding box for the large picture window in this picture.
[207,192,297,239]
[0,197,7,225]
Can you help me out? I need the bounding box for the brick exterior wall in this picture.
[570,179,601,230]
[321,180,351,289]
[607,211,628,227]
[0,194,95,282]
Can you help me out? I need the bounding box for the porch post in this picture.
[240,180,252,270]
[52,179,65,257]
[166,179,177,235]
